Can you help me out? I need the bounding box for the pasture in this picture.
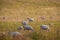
[0,21,60,40]
[0,0,60,40]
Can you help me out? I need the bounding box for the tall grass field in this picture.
[0,0,60,40]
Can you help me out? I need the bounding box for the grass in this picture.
[0,21,22,32]
[0,21,60,32]
[0,21,60,40]
[0,0,60,40]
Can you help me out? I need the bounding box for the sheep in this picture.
[3,16,5,20]
[17,26,23,30]
[40,25,50,31]
[27,17,34,22]
[0,32,6,36]
[8,31,20,36]
[22,20,28,25]
[23,25,34,31]
[40,16,45,20]
[50,16,53,19]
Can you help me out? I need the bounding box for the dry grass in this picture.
[0,0,60,40]
[0,0,60,21]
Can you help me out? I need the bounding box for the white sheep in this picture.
[23,25,34,31]
[40,25,50,31]
[17,26,23,30]
[40,16,45,20]
[8,31,20,36]
[27,17,34,22]
[50,16,53,19]
[22,20,28,25]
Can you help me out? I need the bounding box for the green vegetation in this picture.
[0,0,60,40]
[0,35,11,40]
[0,21,60,40]
[0,21,22,31]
